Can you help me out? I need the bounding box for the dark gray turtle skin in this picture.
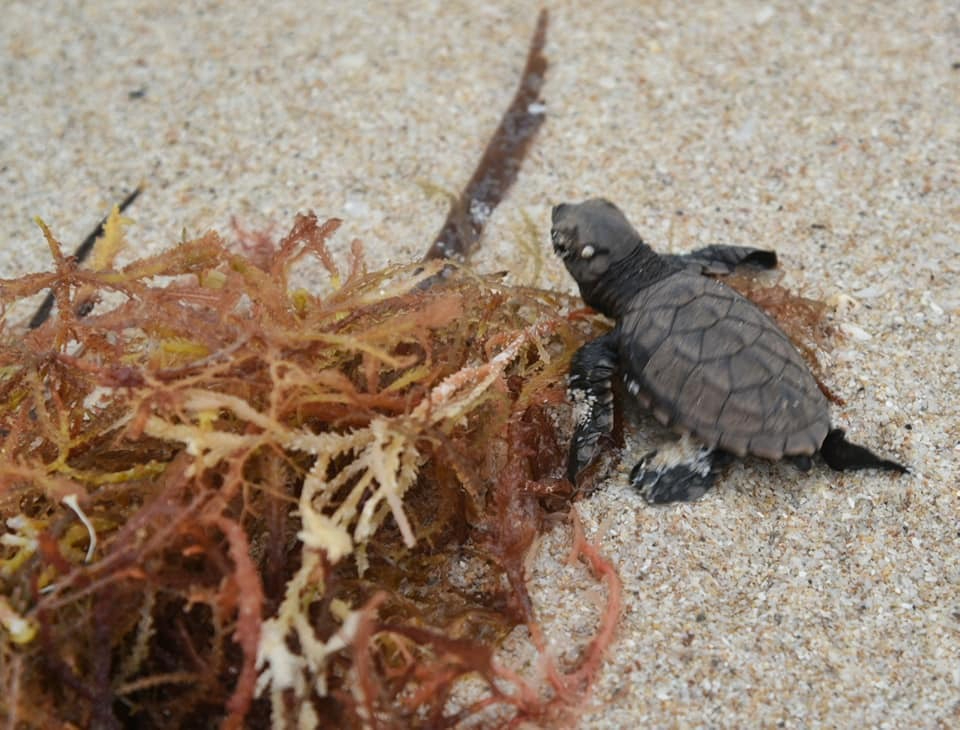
[552,198,907,504]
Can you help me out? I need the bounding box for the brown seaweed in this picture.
[0,212,617,727]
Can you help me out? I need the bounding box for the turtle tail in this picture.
[820,428,908,474]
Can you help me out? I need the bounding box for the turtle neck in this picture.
[579,241,678,319]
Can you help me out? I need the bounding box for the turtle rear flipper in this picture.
[630,446,718,504]
[820,428,908,473]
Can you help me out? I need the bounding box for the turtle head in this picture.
[551,198,661,317]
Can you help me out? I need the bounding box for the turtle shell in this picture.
[618,270,830,459]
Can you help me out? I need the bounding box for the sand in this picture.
[2,1,958,726]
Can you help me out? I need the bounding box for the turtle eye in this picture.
[580,245,596,259]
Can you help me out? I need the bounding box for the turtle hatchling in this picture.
[551,198,907,504]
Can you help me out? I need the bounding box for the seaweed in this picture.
[0,209,617,727]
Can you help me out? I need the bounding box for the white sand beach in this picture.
[2,2,958,726]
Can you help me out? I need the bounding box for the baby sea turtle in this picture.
[551,198,907,504]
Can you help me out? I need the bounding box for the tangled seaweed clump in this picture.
[0,211,621,728]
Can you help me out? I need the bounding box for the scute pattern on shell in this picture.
[619,271,831,459]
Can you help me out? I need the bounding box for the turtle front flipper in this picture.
[567,331,619,484]
[667,244,778,277]
[629,441,723,504]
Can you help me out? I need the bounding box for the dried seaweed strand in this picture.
[424,9,548,261]
[212,513,264,730]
